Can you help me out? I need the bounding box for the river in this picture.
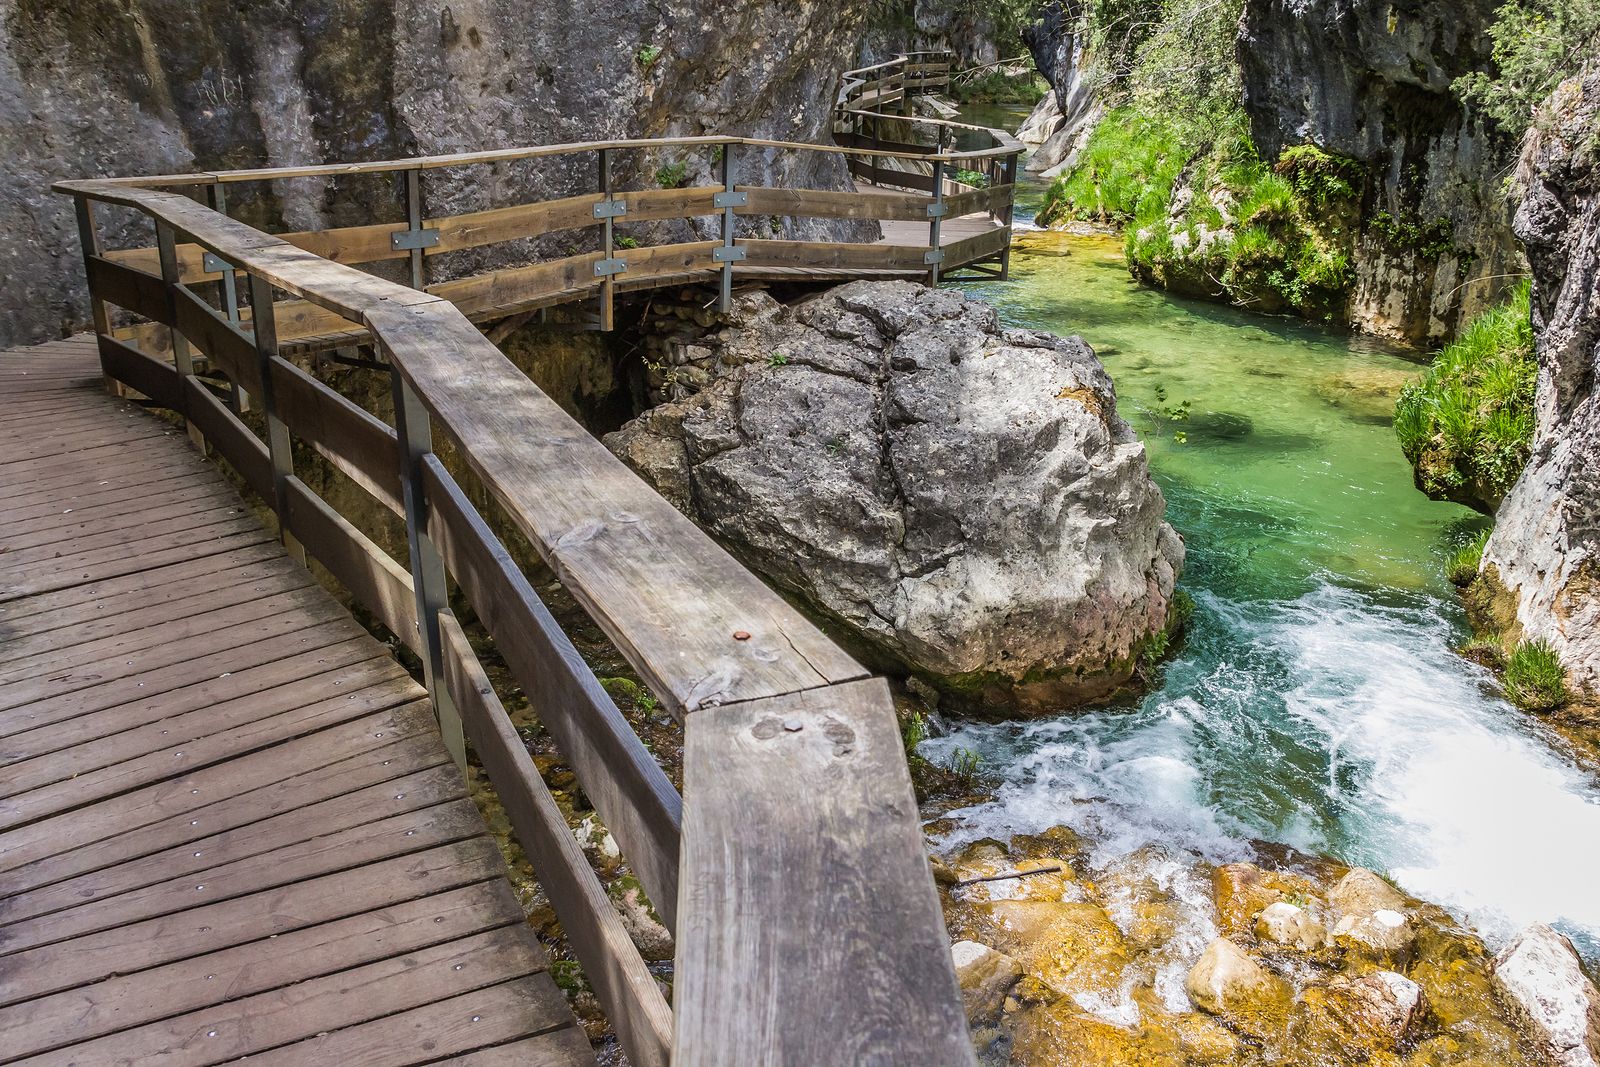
[922,103,1600,964]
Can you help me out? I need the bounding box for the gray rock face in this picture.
[1486,72,1600,694]
[606,281,1183,713]
[1492,923,1600,1067]
[0,0,867,347]
[1021,0,1100,177]
[1238,0,1521,347]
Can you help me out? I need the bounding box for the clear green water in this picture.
[926,108,1600,960]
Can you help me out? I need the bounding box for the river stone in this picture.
[1212,861,1320,939]
[950,940,1023,1027]
[605,282,1184,713]
[1330,868,1407,918]
[1291,971,1428,1061]
[1185,937,1292,1036]
[1492,924,1600,1067]
[1485,71,1600,694]
[1256,901,1329,951]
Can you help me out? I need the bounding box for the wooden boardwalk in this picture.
[0,338,594,1066]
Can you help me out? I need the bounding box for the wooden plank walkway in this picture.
[0,337,595,1066]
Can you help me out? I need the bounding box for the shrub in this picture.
[1503,639,1568,710]
[1395,282,1536,511]
[654,162,688,189]
[1455,0,1600,140]
[954,168,991,188]
[1446,528,1493,585]
[635,44,662,70]
[1039,107,1189,225]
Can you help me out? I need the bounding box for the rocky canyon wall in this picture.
[1239,0,1521,346]
[1485,71,1600,694]
[0,0,867,347]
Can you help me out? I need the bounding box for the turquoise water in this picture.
[925,113,1600,959]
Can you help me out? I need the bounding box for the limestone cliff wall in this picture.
[1485,72,1600,693]
[0,0,866,347]
[1239,0,1521,347]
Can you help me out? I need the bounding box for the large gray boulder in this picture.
[1492,923,1600,1067]
[1485,72,1600,693]
[606,281,1183,713]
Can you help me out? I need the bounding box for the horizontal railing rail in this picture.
[58,48,996,1067]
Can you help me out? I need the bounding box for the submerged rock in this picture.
[1256,901,1329,951]
[950,940,1023,1027]
[1485,71,1600,695]
[1185,937,1292,1037]
[606,282,1184,713]
[1291,970,1427,1062]
[1493,923,1600,1067]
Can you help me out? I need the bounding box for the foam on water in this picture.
[924,583,1600,962]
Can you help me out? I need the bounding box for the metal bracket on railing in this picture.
[923,249,945,265]
[927,158,946,285]
[390,228,440,251]
[926,203,948,219]
[712,246,746,263]
[593,199,629,219]
[202,251,234,274]
[594,258,629,277]
[717,142,738,313]
[713,190,747,208]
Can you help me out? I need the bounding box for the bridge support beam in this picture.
[391,369,467,771]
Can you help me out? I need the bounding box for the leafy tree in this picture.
[1456,0,1600,138]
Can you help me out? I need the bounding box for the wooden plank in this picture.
[0,554,308,659]
[238,975,581,1067]
[0,793,483,954]
[428,1028,598,1066]
[432,193,603,251]
[616,240,719,283]
[943,184,1013,219]
[282,475,419,651]
[0,496,244,558]
[0,880,519,1058]
[96,333,183,408]
[673,678,974,1066]
[1,638,384,762]
[740,185,928,222]
[439,614,671,1067]
[423,458,680,921]
[0,616,367,743]
[0,833,505,1004]
[430,252,604,315]
[85,254,171,324]
[0,653,402,795]
[0,538,278,628]
[0,674,423,830]
[13,928,549,1067]
[269,356,403,513]
[0,730,441,890]
[0,521,272,600]
[0,762,462,928]
[180,376,276,499]
[739,238,929,271]
[942,224,1011,267]
[615,186,719,221]
[0,583,336,696]
[366,300,866,719]
[0,474,221,540]
[171,282,258,381]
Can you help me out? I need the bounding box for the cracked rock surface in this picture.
[605,281,1183,713]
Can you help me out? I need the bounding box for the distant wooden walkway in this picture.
[0,338,594,1065]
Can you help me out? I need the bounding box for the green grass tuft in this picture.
[1395,281,1535,511]
[1446,528,1492,585]
[1503,639,1568,711]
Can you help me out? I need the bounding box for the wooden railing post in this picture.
[206,183,249,412]
[244,270,304,563]
[155,220,207,452]
[927,156,946,286]
[72,197,120,397]
[391,368,466,770]
[596,147,617,331]
[999,151,1019,281]
[714,141,744,313]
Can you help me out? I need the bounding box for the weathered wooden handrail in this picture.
[55,61,991,1065]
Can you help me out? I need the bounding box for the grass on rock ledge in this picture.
[1395,281,1535,513]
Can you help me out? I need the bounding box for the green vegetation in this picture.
[953,168,991,188]
[634,43,662,71]
[1503,639,1568,710]
[900,708,983,800]
[1446,528,1493,585]
[654,161,688,189]
[1394,282,1535,512]
[1456,0,1600,140]
[950,67,1049,105]
[614,235,639,249]
[1037,1,1365,321]
[1138,588,1195,673]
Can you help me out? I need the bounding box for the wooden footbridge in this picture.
[1,53,1018,1066]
